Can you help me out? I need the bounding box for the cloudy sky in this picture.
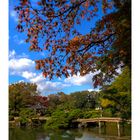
[9,1,100,95]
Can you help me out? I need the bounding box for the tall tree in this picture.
[100,67,131,119]
[71,91,97,109]
[15,0,131,87]
[9,82,39,116]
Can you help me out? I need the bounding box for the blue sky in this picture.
[9,1,103,95]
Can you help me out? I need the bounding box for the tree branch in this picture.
[77,33,115,54]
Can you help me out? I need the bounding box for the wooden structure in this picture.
[9,116,131,136]
[74,117,131,136]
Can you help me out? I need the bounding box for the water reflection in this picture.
[9,124,131,140]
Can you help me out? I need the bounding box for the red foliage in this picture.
[14,0,131,87]
[31,95,48,108]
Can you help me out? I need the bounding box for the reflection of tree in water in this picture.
[9,127,130,140]
[48,129,83,140]
[9,128,37,140]
[9,128,83,140]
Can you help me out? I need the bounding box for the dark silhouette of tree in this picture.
[14,0,131,87]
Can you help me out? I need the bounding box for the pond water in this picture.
[9,123,131,140]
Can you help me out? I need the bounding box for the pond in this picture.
[9,123,131,140]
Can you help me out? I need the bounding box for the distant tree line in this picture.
[9,67,131,128]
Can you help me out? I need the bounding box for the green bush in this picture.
[102,108,113,117]
[44,109,69,129]
[67,109,82,120]
[81,110,100,118]
[44,109,83,129]
[19,108,36,125]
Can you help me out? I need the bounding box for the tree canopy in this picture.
[9,82,131,128]
[9,82,48,119]
[100,67,131,119]
[15,0,131,87]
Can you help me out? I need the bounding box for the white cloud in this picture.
[13,35,25,45]
[64,72,94,86]
[10,10,18,22]
[88,89,94,92]
[36,81,68,93]
[29,74,69,93]
[9,50,68,93]
[29,72,94,94]
[88,88,100,92]
[22,71,36,79]
[9,50,97,94]
[9,50,16,59]
[18,80,25,83]
[9,50,35,81]
[9,50,29,59]
[19,40,25,45]
[9,58,35,75]
[30,74,45,83]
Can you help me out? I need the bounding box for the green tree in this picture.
[100,67,131,119]
[44,108,82,129]
[19,108,36,125]
[44,109,69,129]
[71,91,97,109]
[15,0,131,87]
[9,82,49,121]
[9,82,39,117]
[47,94,60,110]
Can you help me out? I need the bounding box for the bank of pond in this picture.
[9,116,131,140]
[9,67,131,139]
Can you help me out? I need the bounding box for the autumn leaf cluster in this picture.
[15,0,131,87]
